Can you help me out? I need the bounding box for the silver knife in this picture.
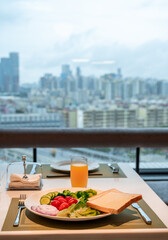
[46,173,103,178]
[30,164,36,174]
[131,203,152,225]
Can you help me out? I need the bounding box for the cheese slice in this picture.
[87,188,142,214]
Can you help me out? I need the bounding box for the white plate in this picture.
[25,187,111,222]
[51,161,99,173]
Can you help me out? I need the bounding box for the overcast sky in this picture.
[0,0,168,84]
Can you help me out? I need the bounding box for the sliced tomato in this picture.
[59,202,69,211]
[54,196,65,201]
[68,198,78,206]
[65,196,73,202]
[58,198,67,204]
[50,200,61,209]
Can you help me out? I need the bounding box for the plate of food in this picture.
[25,187,111,221]
[25,187,142,222]
[50,161,99,173]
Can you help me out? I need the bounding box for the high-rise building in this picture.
[40,73,58,90]
[62,64,71,75]
[76,66,83,89]
[60,64,72,90]
[104,80,112,100]
[117,68,122,78]
[0,52,19,93]
[66,107,137,128]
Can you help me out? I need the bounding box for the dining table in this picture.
[0,162,168,240]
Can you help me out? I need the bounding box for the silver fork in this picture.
[13,194,26,227]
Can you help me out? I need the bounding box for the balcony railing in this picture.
[0,128,168,176]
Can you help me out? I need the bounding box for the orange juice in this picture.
[71,162,88,187]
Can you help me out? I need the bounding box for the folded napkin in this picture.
[8,173,42,190]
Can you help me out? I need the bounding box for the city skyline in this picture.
[1,52,168,96]
[0,0,168,84]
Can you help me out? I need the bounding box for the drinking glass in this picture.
[70,156,88,188]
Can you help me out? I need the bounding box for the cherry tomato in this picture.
[54,196,65,201]
[68,198,78,206]
[58,198,67,204]
[65,196,73,202]
[59,202,69,211]
[50,200,61,209]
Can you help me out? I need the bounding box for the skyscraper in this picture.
[60,64,71,89]
[0,52,19,93]
[62,64,71,75]
[76,66,83,89]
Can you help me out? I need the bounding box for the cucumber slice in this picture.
[45,192,56,199]
[41,194,51,199]
[40,196,51,205]
[46,192,54,198]
[53,191,59,198]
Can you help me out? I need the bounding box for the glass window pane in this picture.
[37,147,136,169]
[0,1,168,171]
[140,148,168,169]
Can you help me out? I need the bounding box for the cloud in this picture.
[23,36,168,81]
[0,0,168,82]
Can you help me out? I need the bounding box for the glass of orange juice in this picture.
[70,156,88,188]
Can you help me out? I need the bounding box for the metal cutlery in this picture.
[131,203,152,225]
[46,173,103,178]
[108,163,119,173]
[13,194,26,227]
[89,173,103,176]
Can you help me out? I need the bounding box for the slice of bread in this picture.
[87,188,142,214]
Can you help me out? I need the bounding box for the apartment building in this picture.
[64,107,137,128]
[138,106,168,127]
[0,113,62,128]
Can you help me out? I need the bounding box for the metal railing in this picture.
[1,128,168,148]
[0,128,168,176]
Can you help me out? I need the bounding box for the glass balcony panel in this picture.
[140,148,168,169]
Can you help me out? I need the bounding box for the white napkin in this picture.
[8,173,42,189]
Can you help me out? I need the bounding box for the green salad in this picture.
[40,189,101,218]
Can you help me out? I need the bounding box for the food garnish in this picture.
[32,189,100,218]
[31,205,59,216]
[31,188,142,218]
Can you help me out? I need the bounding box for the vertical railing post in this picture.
[136,147,140,174]
[33,148,37,162]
